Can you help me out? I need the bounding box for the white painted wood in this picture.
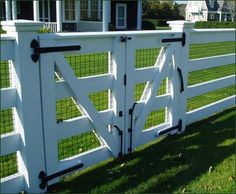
[57,110,114,140]
[133,94,171,116]
[135,123,171,147]
[137,0,142,30]
[0,133,20,156]
[59,146,112,172]
[0,174,24,194]
[102,0,109,31]
[11,0,17,20]
[56,0,62,32]
[190,29,235,44]
[1,20,46,193]
[0,38,15,60]
[189,54,236,72]
[0,88,17,109]
[5,0,11,20]
[39,45,60,185]
[188,75,235,98]
[33,0,40,21]
[53,53,119,155]
[134,67,158,83]
[55,74,114,99]
[133,45,174,146]
[186,95,235,125]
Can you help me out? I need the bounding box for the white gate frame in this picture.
[0,20,235,193]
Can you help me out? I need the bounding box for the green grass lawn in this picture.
[0,40,235,193]
[48,107,235,193]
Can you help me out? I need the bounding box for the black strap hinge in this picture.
[158,119,182,136]
[120,36,132,42]
[31,39,81,63]
[161,32,186,47]
[38,163,83,189]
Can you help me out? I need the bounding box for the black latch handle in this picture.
[39,163,83,189]
[177,67,184,93]
[113,125,123,157]
[128,102,137,153]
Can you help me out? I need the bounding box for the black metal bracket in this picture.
[161,32,186,47]
[128,103,137,153]
[31,39,81,63]
[120,36,132,42]
[38,163,83,189]
[177,67,184,93]
[158,119,182,136]
[113,125,123,157]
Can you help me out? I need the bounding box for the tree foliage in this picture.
[143,0,184,20]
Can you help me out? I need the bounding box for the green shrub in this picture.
[37,27,52,33]
[142,20,156,30]
[0,26,6,34]
[195,21,236,28]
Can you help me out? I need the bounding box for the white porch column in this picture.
[98,0,101,20]
[137,0,142,30]
[102,0,109,31]
[56,0,62,32]
[33,0,40,21]
[88,0,91,18]
[5,0,11,20]
[219,12,222,21]
[12,0,17,20]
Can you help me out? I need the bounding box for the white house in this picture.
[185,0,233,22]
[1,0,143,32]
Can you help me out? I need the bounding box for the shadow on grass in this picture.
[48,108,235,193]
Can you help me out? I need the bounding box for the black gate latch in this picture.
[158,119,182,136]
[38,163,83,189]
[161,32,186,47]
[31,39,81,63]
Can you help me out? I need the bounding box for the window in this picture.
[64,0,75,21]
[209,0,215,8]
[80,0,101,21]
[116,4,127,29]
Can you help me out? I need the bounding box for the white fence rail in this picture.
[43,22,57,32]
[0,20,235,193]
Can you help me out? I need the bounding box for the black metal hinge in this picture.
[128,103,137,153]
[161,32,186,47]
[38,163,83,189]
[31,39,81,63]
[120,36,132,42]
[158,119,182,136]
[123,74,127,86]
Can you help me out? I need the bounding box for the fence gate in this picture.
[124,32,187,152]
[32,31,187,189]
[34,34,126,189]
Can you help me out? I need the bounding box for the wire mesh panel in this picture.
[188,64,235,86]
[89,90,109,111]
[58,131,101,160]
[144,108,168,130]
[157,78,169,96]
[0,60,18,178]
[187,85,235,111]
[65,52,109,78]
[0,153,18,179]
[56,97,82,122]
[134,82,147,102]
[0,61,11,88]
[189,41,235,59]
[188,41,236,111]
[135,48,161,68]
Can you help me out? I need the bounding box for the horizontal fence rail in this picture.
[0,20,235,193]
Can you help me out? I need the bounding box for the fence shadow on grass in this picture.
[48,108,235,193]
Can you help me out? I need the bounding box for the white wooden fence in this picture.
[0,20,235,193]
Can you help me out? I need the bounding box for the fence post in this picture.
[167,21,194,132]
[1,20,46,193]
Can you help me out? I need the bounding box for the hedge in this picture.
[194,21,236,28]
